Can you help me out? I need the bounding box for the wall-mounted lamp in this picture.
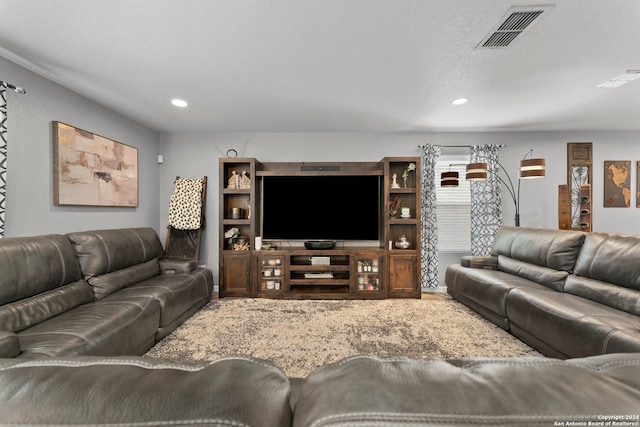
[465,149,546,226]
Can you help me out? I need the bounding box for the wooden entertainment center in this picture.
[219,157,422,299]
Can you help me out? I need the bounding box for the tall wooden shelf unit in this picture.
[219,157,421,299]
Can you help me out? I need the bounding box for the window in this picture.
[435,158,471,252]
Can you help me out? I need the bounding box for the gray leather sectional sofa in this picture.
[0,227,213,359]
[1,353,640,426]
[2,225,640,425]
[446,226,640,358]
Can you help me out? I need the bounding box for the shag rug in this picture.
[146,294,542,377]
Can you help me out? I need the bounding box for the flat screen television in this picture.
[261,175,381,241]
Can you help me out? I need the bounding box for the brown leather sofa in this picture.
[0,227,213,359]
[446,226,640,358]
[1,353,639,426]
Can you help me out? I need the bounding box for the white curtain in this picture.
[420,144,441,288]
[469,145,503,255]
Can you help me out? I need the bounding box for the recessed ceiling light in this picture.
[452,98,469,106]
[171,99,188,107]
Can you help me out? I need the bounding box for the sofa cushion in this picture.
[506,287,640,358]
[574,231,640,290]
[498,255,569,291]
[0,234,82,305]
[17,297,160,358]
[88,258,160,300]
[491,226,585,272]
[0,331,20,358]
[105,273,209,339]
[67,227,164,278]
[565,274,640,316]
[0,356,292,426]
[445,263,549,323]
[159,257,197,274]
[0,280,94,332]
[293,354,640,426]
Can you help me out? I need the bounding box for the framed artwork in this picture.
[53,122,138,207]
[603,160,631,208]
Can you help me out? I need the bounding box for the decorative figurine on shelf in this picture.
[395,234,411,249]
[227,171,240,189]
[389,195,402,217]
[241,170,251,189]
[391,173,400,189]
[403,163,416,188]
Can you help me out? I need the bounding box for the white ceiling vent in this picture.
[477,5,553,49]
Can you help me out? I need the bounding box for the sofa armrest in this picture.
[0,331,20,358]
[159,258,197,275]
[461,255,498,270]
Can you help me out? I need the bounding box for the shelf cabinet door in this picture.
[221,253,252,297]
[388,254,419,298]
[258,254,286,295]
[352,254,384,298]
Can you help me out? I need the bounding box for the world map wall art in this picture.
[603,160,631,208]
[53,122,138,207]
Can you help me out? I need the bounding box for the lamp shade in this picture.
[466,162,487,180]
[519,158,546,179]
[440,171,459,187]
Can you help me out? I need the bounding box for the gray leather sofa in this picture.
[0,227,213,359]
[446,226,640,358]
[1,353,640,426]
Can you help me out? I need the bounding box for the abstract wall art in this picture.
[53,122,138,207]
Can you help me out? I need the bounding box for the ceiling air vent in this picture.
[477,5,552,49]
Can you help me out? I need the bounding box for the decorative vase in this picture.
[394,235,411,249]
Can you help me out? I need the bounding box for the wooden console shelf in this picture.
[219,157,421,299]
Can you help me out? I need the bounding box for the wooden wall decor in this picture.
[578,184,592,231]
[567,143,593,229]
[558,184,571,230]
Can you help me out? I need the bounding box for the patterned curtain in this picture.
[0,83,7,238]
[469,145,502,255]
[420,144,441,288]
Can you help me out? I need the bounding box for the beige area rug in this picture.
[146,294,542,377]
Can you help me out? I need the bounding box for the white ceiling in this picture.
[1,0,639,134]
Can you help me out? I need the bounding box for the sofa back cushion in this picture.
[89,259,160,300]
[67,228,164,279]
[574,232,640,290]
[0,234,83,306]
[491,227,585,272]
[565,275,640,316]
[498,256,569,291]
[0,280,94,332]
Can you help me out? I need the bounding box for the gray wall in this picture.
[1,57,161,237]
[4,55,640,286]
[160,131,640,283]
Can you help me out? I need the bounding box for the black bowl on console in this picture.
[304,240,336,250]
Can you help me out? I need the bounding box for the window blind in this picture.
[435,162,471,252]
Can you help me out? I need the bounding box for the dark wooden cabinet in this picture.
[221,253,252,297]
[218,157,421,299]
[388,254,419,297]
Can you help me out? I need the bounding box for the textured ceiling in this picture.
[1,0,639,133]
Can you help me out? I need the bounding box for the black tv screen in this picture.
[262,175,381,241]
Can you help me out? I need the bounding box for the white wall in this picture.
[160,130,640,283]
[1,57,161,237]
